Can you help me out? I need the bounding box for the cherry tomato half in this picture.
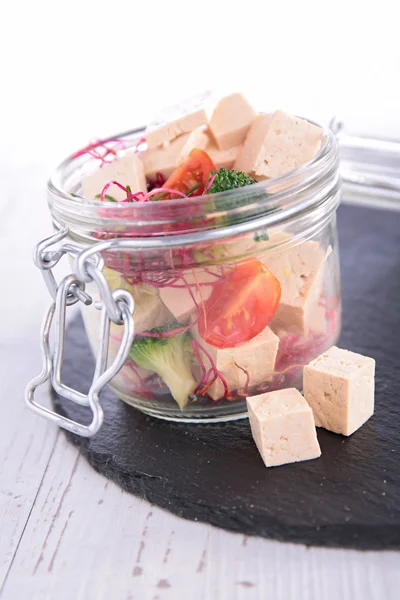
[198,259,281,349]
[160,149,216,199]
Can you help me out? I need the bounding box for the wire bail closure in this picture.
[25,226,135,437]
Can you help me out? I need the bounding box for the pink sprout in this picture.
[100,181,150,203]
[192,339,229,398]
[100,180,129,202]
[139,322,195,339]
[147,187,189,200]
[72,135,145,160]
[155,172,166,187]
[192,339,208,388]
[204,173,217,194]
[234,362,250,394]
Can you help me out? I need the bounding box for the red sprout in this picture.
[191,339,207,388]
[198,370,218,396]
[203,267,224,280]
[155,172,166,187]
[139,322,195,339]
[72,135,145,160]
[129,191,150,203]
[100,180,129,202]
[100,181,150,203]
[234,362,250,395]
[157,281,213,288]
[192,339,229,398]
[121,359,153,398]
[204,173,217,194]
[147,187,189,200]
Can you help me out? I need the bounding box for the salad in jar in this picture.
[72,92,341,420]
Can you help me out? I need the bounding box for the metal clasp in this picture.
[25,227,135,437]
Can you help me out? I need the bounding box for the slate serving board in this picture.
[52,204,400,549]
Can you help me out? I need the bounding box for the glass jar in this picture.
[27,121,341,432]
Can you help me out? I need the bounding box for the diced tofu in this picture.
[247,388,321,467]
[266,240,325,335]
[192,325,279,401]
[81,151,147,201]
[309,305,327,335]
[109,284,173,382]
[206,140,242,170]
[87,271,174,381]
[303,346,375,436]
[159,269,220,324]
[207,93,256,150]
[145,108,208,149]
[102,269,173,333]
[176,127,209,165]
[140,133,191,181]
[234,114,273,175]
[130,289,173,334]
[234,110,323,179]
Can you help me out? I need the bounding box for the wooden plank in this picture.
[0,160,61,590]
[2,424,400,600]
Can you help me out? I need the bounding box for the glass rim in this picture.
[47,121,340,246]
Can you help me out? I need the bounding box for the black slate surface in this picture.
[52,203,400,549]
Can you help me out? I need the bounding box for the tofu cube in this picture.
[266,240,325,335]
[247,388,321,467]
[176,127,210,165]
[141,127,211,180]
[303,346,375,436]
[207,93,256,150]
[206,140,242,170]
[159,269,220,324]
[192,325,279,400]
[140,133,191,181]
[234,113,273,175]
[145,108,208,149]
[234,110,323,179]
[81,151,147,201]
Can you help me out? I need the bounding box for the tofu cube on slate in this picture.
[234,110,323,179]
[207,93,256,150]
[82,152,147,201]
[303,346,375,436]
[247,388,321,467]
[145,108,208,149]
[266,240,325,335]
[192,325,279,401]
[159,269,220,324]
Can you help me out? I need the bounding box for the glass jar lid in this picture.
[337,123,400,209]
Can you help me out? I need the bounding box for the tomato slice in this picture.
[160,149,216,199]
[198,259,281,349]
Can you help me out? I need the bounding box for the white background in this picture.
[1,2,400,599]
[2,0,400,162]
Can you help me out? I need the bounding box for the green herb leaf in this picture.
[150,192,167,201]
[186,183,202,196]
[206,168,257,194]
[95,193,118,202]
[253,229,269,242]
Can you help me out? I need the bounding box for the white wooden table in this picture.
[1,150,400,600]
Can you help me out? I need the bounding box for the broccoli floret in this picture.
[128,323,196,409]
[207,168,257,194]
